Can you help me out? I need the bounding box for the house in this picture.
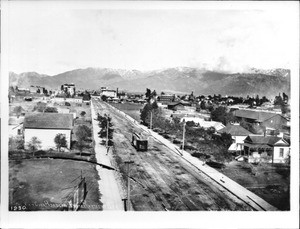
[218,123,253,153]
[243,135,290,163]
[157,95,175,105]
[181,117,225,131]
[100,88,117,98]
[167,101,191,111]
[233,109,288,132]
[61,83,76,96]
[24,113,74,150]
[9,116,25,137]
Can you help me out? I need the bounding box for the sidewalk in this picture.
[107,102,277,211]
[91,100,123,211]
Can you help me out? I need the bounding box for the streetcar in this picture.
[132,133,148,151]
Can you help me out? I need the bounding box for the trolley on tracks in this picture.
[132,133,148,151]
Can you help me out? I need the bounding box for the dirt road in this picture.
[93,99,252,211]
[91,101,123,210]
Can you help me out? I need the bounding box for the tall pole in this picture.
[125,161,134,211]
[150,110,153,130]
[106,116,109,148]
[182,121,186,154]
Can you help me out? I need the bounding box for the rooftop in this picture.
[233,109,284,122]
[24,113,73,129]
[218,123,253,136]
[244,135,289,146]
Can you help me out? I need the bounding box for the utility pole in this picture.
[182,120,186,154]
[150,110,153,130]
[106,115,109,148]
[124,161,134,211]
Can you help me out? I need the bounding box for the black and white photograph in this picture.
[0,0,299,228]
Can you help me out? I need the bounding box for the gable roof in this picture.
[233,110,284,122]
[24,113,73,129]
[218,124,252,136]
[244,135,289,146]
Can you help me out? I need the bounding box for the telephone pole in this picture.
[106,115,109,148]
[182,120,186,154]
[150,110,153,130]
[124,161,134,211]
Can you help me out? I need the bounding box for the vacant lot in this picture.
[109,102,143,122]
[217,161,290,210]
[9,158,103,211]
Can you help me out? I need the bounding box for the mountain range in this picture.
[9,67,290,98]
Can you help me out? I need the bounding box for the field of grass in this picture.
[9,158,102,211]
[109,102,143,122]
[217,161,290,210]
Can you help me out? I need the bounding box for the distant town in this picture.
[8,82,290,211]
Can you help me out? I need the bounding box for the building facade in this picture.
[24,113,73,150]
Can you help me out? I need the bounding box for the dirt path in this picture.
[94,99,252,211]
[91,101,123,210]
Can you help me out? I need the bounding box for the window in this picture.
[17,129,21,135]
[279,148,284,157]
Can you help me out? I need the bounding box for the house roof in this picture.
[233,110,284,122]
[24,113,73,129]
[244,135,289,146]
[9,116,25,125]
[218,123,252,136]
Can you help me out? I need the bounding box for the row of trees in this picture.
[96,113,114,146]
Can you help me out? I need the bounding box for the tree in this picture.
[211,106,237,125]
[274,93,284,106]
[140,103,152,126]
[13,106,23,117]
[255,95,260,106]
[200,100,206,110]
[211,106,226,124]
[80,111,86,117]
[54,133,67,152]
[83,91,91,101]
[151,90,157,98]
[101,95,108,102]
[97,114,114,146]
[75,125,91,141]
[33,102,47,112]
[44,107,58,113]
[75,125,92,156]
[140,101,159,126]
[145,88,152,101]
[26,136,41,157]
[9,136,24,150]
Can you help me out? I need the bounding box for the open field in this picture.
[9,158,103,211]
[94,99,252,211]
[9,97,101,211]
[109,102,143,122]
[217,161,290,210]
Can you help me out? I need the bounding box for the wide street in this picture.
[92,98,252,211]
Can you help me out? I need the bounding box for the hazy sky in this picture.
[7,1,298,75]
